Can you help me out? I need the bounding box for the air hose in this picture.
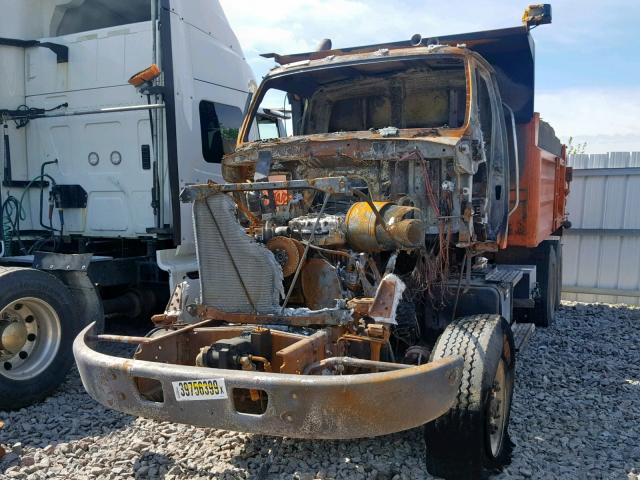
[1,173,58,255]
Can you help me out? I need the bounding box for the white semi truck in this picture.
[0,0,276,409]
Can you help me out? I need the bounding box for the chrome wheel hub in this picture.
[0,319,28,353]
[487,358,508,457]
[0,298,61,380]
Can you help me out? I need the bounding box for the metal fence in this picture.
[561,152,640,305]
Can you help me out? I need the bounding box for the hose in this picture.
[1,173,60,255]
[0,115,62,255]
[2,195,25,254]
[39,160,58,231]
[3,102,68,129]
[1,121,9,254]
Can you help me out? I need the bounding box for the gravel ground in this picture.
[1,302,639,480]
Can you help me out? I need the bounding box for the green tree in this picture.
[566,136,587,155]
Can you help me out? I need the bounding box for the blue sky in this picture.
[220,0,640,153]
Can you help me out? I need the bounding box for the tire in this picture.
[133,327,172,402]
[424,315,516,479]
[554,242,562,309]
[0,267,81,410]
[532,244,556,327]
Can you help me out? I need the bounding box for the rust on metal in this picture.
[249,355,272,373]
[300,258,343,309]
[74,323,464,439]
[267,236,303,277]
[277,330,328,374]
[73,18,570,444]
[192,304,351,327]
[337,331,388,362]
[347,297,374,316]
[368,276,400,321]
[303,356,411,374]
[151,313,179,327]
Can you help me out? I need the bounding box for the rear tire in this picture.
[0,267,80,410]
[424,315,515,479]
[554,242,562,309]
[532,245,557,327]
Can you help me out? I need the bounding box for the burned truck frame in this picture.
[75,6,569,478]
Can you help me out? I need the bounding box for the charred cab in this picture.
[76,12,570,479]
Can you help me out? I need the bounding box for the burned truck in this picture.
[74,5,570,478]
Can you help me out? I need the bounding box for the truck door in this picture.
[473,65,510,242]
[161,0,255,247]
[3,0,157,238]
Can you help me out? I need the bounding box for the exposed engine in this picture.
[186,178,430,363]
[260,200,425,252]
[244,192,426,310]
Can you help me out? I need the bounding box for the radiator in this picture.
[192,193,284,313]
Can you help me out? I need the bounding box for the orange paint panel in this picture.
[263,174,291,207]
[507,113,570,248]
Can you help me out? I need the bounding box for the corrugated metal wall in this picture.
[562,152,640,305]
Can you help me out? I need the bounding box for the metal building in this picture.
[562,152,640,305]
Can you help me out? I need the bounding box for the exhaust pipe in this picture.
[316,38,332,51]
[102,289,158,319]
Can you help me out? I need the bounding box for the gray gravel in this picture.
[1,303,639,480]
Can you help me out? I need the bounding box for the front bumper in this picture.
[74,323,463,439]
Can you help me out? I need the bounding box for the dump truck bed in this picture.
[507,113,569,248]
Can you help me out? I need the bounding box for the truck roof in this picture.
[262,26,536,123]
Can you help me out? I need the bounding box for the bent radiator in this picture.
[192,193,283,313]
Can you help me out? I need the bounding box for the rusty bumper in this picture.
[74,323,463,439]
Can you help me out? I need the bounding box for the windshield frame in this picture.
[238,52,473,145]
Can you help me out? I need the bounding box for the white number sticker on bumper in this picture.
[173,379,227,401]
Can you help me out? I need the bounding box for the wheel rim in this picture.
[487,358,508,457]
[0,297,61,380]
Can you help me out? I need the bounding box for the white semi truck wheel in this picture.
[0,267,81,410]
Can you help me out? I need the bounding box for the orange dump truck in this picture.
[75,5,570,478]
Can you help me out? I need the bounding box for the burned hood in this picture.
[223,129,464,182]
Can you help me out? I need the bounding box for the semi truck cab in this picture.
[0,0,257,410]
